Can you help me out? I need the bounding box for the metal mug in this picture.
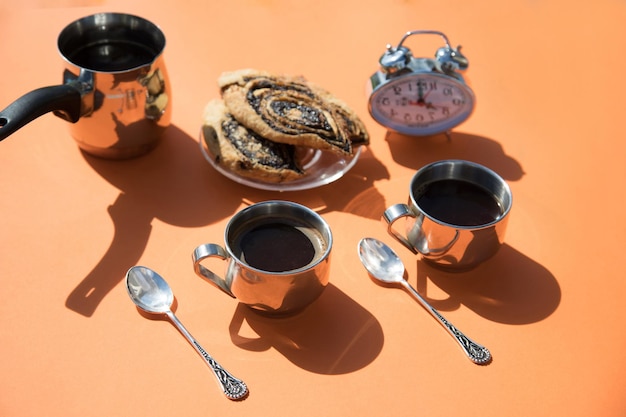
[192,200,333,315]
[0,13,171,159]
[383,160,512,270]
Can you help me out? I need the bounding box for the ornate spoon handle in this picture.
[401,281,491,365]
[166,311,249,399]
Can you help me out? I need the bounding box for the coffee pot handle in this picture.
[192,244,236,298]
[0,84,82,141]
[382,204,419,254]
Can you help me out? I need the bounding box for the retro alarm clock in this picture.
[367,30,475,137]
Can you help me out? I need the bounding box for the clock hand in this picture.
[409,83,425,106]
[422,89,433,104]
[415,81,426,105]
[409,89,434,107]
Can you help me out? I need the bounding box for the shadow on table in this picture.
[228,283,384,374]
[414,243,561,324]
[237,145,391,220]
[336,130,525,221]
[65,125,242,317]
[385,130,525,182]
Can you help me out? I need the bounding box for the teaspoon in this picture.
[125,266,249,400]
[358,238,491,365]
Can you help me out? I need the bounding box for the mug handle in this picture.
[383,204,461,257]
[192,244,236,298]
[382,204,418,254]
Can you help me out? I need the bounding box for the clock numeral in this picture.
[442,106,450,116]
[381,97,390,106]
[443,87,453,96]
[417,80,437,90]
[393,86,402,95]
[452,98,464,106]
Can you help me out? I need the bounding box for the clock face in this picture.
[369,73,475,136]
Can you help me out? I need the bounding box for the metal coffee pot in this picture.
[0,13,171,159]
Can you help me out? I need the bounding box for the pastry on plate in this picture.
[202,99,303,183]
[219,69,369,155]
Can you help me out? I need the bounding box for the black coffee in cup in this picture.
[193,200,333,314]
[415,179,503,226]
[231,217,327,272]
[384,160,512,269]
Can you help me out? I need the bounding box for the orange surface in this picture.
[1,1,626,416]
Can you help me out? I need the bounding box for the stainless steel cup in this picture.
[0,13,171,159]
[383,160,512,270]
[192,201,333,315]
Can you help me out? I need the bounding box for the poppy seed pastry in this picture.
[219,69,369,155]
[202,100,304,183]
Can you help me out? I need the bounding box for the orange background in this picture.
[1,1,625,416]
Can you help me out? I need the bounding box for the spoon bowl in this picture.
[126,266,174,313]
[125,266,249,399]
[358,238,491,365]
[358,237,405,284]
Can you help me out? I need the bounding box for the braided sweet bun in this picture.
[202,99,303,183]
[219,69,369,156]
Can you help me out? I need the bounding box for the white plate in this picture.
[199,129,363,191]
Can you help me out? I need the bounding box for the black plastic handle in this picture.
[0,84,82,141]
